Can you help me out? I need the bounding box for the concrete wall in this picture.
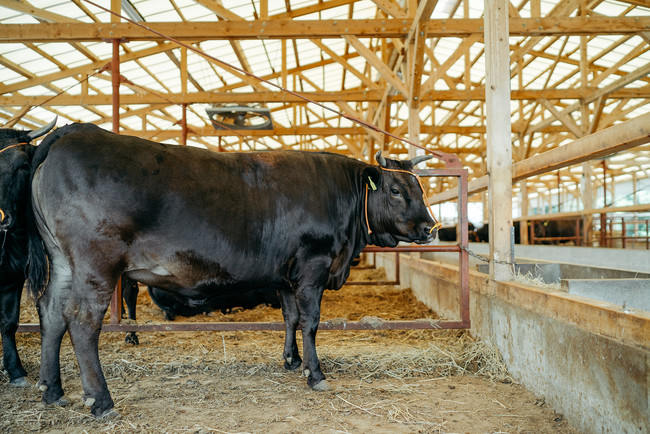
[421,242,650,276]
[375,252,650,434]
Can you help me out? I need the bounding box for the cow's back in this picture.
[32,129,367,294]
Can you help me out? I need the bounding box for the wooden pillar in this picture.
[180,47,188,146]
[520,181,529,244]
[581,162,593,246]
[111,39,120,134]
[482,191,489,224]
[181,104,187,146]
[408,106,421,158]
[484,0,513,280]
[111,0,120,134]
[110,0,121,324]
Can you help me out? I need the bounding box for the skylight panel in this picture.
[13,56,60,77]
[130,0,178,21]
[219,0,256,19]
[47,2,86,21]
[178,4,215,21]
[0,6,41,24]
[82,41,114,59]
[592,1,630,16]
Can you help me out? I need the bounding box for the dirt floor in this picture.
[1,266,578,433]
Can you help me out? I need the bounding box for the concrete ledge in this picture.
[561,278,650,311]
[375,252,650,434]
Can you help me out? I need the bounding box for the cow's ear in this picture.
[363,167,382,191]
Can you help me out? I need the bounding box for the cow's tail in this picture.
[25,125,77,299]
[26,123,99,299]
[26,209,48,300]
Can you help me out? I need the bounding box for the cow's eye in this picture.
[390,188,400,196]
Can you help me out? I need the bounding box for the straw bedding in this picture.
[1,264,577,433]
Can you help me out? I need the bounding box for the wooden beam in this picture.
[344,35,409,97]
[6,87,648,107]
[429,112,650,203]
[529,62,650,133]
[2,16,650,42]
[370,0,407,19]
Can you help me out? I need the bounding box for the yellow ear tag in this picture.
[368,177,377,191]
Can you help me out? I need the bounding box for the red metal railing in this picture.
[598,216,650,249]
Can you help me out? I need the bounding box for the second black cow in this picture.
[0,119,56,386]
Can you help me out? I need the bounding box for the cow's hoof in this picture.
[124,333,139,345]
[284,358,302,371]
[10,376,33,388]
[311,379,330,391]
[97,408,120,420]
[53,397,70,406]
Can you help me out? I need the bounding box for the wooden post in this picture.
[484,0,513,281]
[181,47,188,146]
[110,0,121,323]
[520,181,529,244]
[111,39,120,134]
[581,162,593,246]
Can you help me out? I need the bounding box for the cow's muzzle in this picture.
[413,222,437,244]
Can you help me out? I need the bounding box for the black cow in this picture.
[26,123,436,417]
[475,222,527,243]
[531,219,581,244]
[436,223,478,242]
[475,221,571,244]
[119,277,281,345]
[0,119,56,386]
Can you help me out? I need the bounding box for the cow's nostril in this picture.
[421,223,436,239]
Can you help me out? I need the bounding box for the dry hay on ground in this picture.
[2,266,577,433]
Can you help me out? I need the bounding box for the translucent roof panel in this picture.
[0,0,648,198]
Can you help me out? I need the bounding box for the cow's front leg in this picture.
[277,288,301,371]
[293,256,330,391]
[296,285,327,390]
[0,285,29,386]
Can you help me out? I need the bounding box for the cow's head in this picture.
[363,151,437,247]
[0,118,57,231]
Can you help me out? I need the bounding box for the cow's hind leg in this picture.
[277,288,301,371]
[37,263,72,406]
[0,283,29,386]
[65,283,116,418]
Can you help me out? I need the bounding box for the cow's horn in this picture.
[27,116,58,140]
[375,151,388,168]
[410,154,433,167]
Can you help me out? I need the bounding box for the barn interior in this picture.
[1,1,649,432]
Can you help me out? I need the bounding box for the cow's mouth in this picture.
[414,232,436,244]
[395,230,435,245]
